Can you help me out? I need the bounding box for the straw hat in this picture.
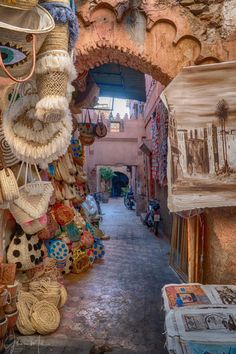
[0,5,55,81]
[0,0,38,10]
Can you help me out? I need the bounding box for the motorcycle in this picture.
[144,199,160,236]
[124,191,135,210]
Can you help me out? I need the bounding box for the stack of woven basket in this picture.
[0,264,19,353]
[16,278,67,335]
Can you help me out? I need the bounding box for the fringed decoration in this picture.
[35,52,72,75]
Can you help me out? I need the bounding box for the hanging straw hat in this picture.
[0,0,38,10]
[0,5,55,82]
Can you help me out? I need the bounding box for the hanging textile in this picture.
[151,100,168,186]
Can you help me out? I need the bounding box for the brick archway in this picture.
[75,1,230,84]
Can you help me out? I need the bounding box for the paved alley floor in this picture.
[16,198,179,354]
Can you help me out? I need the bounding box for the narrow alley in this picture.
[16,199,179,354]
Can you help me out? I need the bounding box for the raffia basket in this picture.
[16,291,37,335]
[59,285,67,308]
[0,168,19,202]
[0,0,38,10]
[39,24,69,55]
[37,71,68,101]
[30,300,60,335]
[29,279,61,307]
[35,20,70,122]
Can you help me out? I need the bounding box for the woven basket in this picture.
[0,167,19,203]
[0,0,38,10]
[57,156,75,184]
[0,121,18,168]
[37,71,68,100]
[29,279,61,307]
[58,285,67,308]
[30,300,60,335]
[21,214,48,235]
[39,24,69,55]
[16,291,37,335]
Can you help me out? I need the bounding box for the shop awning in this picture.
[90,63,146,102]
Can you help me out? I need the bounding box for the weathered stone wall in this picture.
[75,0,236,84]
[204,207,236,285]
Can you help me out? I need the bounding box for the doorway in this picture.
[111,171,129,197]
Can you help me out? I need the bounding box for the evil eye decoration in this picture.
[0,44,28,67]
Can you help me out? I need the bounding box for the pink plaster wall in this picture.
[85,118,146,192]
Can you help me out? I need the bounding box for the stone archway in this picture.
[75,0,233,82]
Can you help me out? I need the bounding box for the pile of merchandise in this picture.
[0,264,18,353]
[162,283,236,353]
[0,0,108,350]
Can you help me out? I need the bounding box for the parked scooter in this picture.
[124,191,135,210]
[144,199,160,236]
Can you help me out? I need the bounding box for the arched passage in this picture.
[112,171,129,197]
[75,1,227,81]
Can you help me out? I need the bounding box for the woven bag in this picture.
[7,230,44,271]
[45,239,69,261]
[72,248,90,274]
[64,152,76,175]
[69,137,84,165]
[93,237,105,260]
[93,111,107,138]
[10,163,54,221]
[0,134,19,203]
[61,221,81,242]
[21,213,48,235]
[37,211,61,240]
[78,110,95,146]
[52,203,74,226]
[79,230,94,249]
[30,300,60,335]
[57,157,75,184]
[0,6,54,82]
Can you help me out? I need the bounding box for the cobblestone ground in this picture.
[16,198,179,354]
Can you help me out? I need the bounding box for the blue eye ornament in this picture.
[0,44,28,67]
